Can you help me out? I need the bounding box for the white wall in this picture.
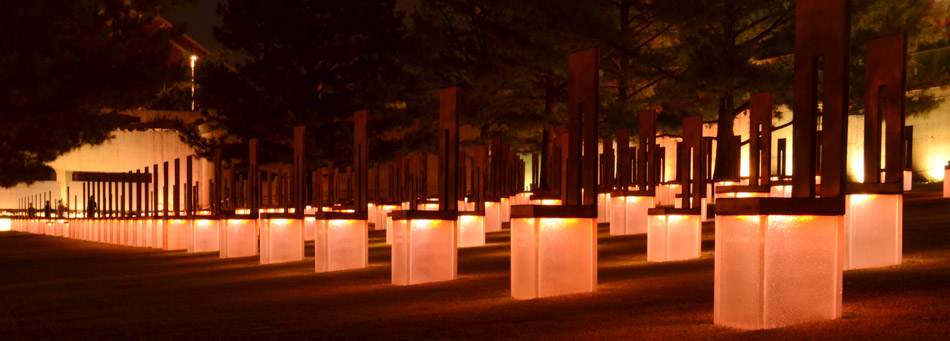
[0,128,208,211]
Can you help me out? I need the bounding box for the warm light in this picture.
[770,215,816,224]
[235,208,251,214]
[0,219,10,232]
[305,217,316,222]
[460,215,476,223]
[668,215,685,222]
[539,218,578,231]
[196,219,213,226]
[408,219,436,228]
[271,219,289,225]
[328,219,357,227]
[736,215,761,223]
[849,194,876,204]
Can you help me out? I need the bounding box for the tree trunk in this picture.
[713,90,736,180]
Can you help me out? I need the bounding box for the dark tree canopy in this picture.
[195,0,415,167]
[0,0,185,187]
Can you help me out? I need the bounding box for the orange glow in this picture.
[539,218,580,231]
[770,215,816,224]
[408,219,443,230]
[271,219,290,225]
[849,194,877,204]
[736,215,761,223]
[196,219,213,226]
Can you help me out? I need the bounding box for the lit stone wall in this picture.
[906,89,950,181]
[0,128,208,211]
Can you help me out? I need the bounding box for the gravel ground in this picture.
[1,185,949,339]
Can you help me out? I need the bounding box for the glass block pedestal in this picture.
[843,193,902,270]
[609,192,654,236]
[313,212,369,272]
[164,219,189,251]
[391,211,458,286]
[714,197,845,330]
[510,205,597,299]
[597,193,610,224]
[484,201,501,233]
[457,212,486,248]
[646,208,701,262]
[259,214,304,265]
[188,218,220,253]
[944,166,950,198]
[219,217,258,258]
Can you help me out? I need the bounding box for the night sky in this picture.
[162,0,418,50]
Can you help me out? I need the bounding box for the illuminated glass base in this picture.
[385,215,394,245]
[188,219,220,253]
[655,184,682,207]
[716,192,769,199]
[391,219,458,285]
[54,219,66,237]
[105,219,114,243]
[511,217,596,299]
[315,219,368,272]
[457,215,485,248]
[260,218,304,264]
[133,220,145,247]
[609,196,626,235]
[647,214,701,262]
[844,194,902,270]
[597,193,610,224]
[417,203,440,211]
[152,219,166,249]
[304,217,316,242]
[219,219,258,258]
[368,204,378,226]
[143,219,154,247]
[945,168,950,198]
[714,215,843,330]
[377,205,397,232]
[500,197,510,223]
[769,185,792,198]
[164,219,189,251]
[484,202,502,233]
[120,220,131,246]
[609,195,655,235]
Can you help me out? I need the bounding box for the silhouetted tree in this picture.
[0,0,186,187]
